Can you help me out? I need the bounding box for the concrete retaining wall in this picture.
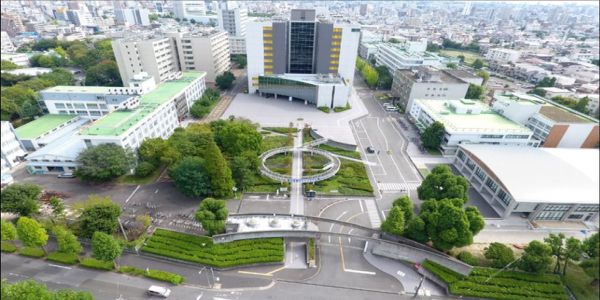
[213,230,319,243]
[309,128,357,151]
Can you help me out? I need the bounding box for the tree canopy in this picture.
[169,156,212,197]
[1,220,17,241]
[484,242,515,268]
[76,143,135,182]
[77,197,121,238]
[84,60,122,86]
[471,59,484,69]
[195,198,229,236]
[420,121,445,150]
[465,83,485,100]
[381,206,405,236]
[215,71,235,90]
[0,183,42,216]
[53,226,82,255]
[519,240,553,273]
[536,77,556,88]
[418,199,481,251]
[1,279,94,300]
[92,231,122,262]
[16,217,48,248]
[417,165,469,203]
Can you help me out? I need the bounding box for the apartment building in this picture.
[246,9,360,108]
[375,42,452,73]
[410,99,537,154]
[112,36,180,86]
[115,8,151,26]
[173,1,207,22]
[169,29,231,82]
[0,53,29,67]
[1,12,25,37]
[391,67,469,110]
[1,121,26,173]
[492,92,599,148]
[1,31,16,52]
[485,48,521,63]
[218,6,248,54]
[454,144,598,222]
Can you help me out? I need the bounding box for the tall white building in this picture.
[115,8,150,26]
[112,36,180,86]
[1,31,16,52]
[173,1,207,22]
[485,48,521,63]
[218,6,248,54]
[1,121,26,173]
[168,29,231,82]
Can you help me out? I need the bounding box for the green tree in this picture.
[426,43,440,52]
[134,161,156,177]
[91,231,122,264]
[49,196,65,219]
[573,97,590,114]
[84,60,122,86]
[149,13,159,21]
[417,165,469,203]
[465,206,484,235]
[471,58,484,69]
[465,83,485,100]
[529,88,547,97]
[457,55,465,63]
[1,280,52,299]
[563,237,582,275]
[76,143,135,182]
[138,138,168,166]
[446,62,457,69]
[1,183,42,216]
[231,54,247,68]
[213,120,262,157]
[381,206,405,236]
[16,217,48,249]
[405,217,428,243]
[536,77,556,88]
[194,198,228,236]
[362,64,379,88]
[215,71,235,90]
[169,156,212,197]
[190,100,212,118]
[203,142,235,198]
[1,220,17,241]
[519,240,553,273]
[392,195,414,222]
[580,258,599,285]
[418,199,477,251]
[476,70,490,85]
[355,58,366,72]
[388,38,401,43]
[77,198,121,238]
[230,155,256,191]
[52,226,82,255]
[420,121,445,150]
[375,65,392,89]
[544,233,566,274]
[1,60,19,70]
[484,242,515,268]
[583,232,599,258]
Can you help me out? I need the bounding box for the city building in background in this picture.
[218,3,248,55]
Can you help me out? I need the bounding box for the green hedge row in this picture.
[141,229,284,268]
[18,247,45,258]
[118,265,147,276]
[470,267,562,284]
[422,260,464,284]
[47,252,79,265]
[1,242,17,253]
[450,281,568,300]
[467,275,565,294]
[80,258,114,270]
[145,269,185,285]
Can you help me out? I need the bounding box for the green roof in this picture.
[81,72,205,137]
[15,114,78,139]
[418,99,531,134]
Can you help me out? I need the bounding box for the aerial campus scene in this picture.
[0,0,599,299]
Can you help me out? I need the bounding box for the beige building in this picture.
[112,36,180,86]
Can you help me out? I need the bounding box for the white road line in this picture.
[48,264,72,270]
[345,269,376,275]
[389,117,424,180]
[376,117,406,183]
[358,200,364,213]
[329,211,348,232]
[196,292,204,300]
[363,199,381,227]
[358,119,387,176]
[124,185,141,203]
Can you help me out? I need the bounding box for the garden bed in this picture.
[312,159,373,196]
[80,257,114,270]
[1,242,17,253]
[47,252,79,265]
[141,229,284,268]
[18,247,45,258]
[317,144,361,159]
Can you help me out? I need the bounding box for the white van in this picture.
[385,106,398,112]
[147,285,171,298]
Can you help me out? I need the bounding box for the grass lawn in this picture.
[245,173,286,193]
[317,144,362,160]
[426,148,442,156]
[262,135,293,152]
[303,152,330,176]
[439,49,484,65]
[303,128,314,143]
[424,260,569,300]
[141,229,284,268]
[418,167,430,177]
[312,158,373,196]
[262,127,298,135]
[562,261,599,300]
[116,166,163,185]
[264,153,292,175]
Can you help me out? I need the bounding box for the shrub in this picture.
[457,251,479,266]
[80,257,114,270]
[145,269,185,285]
[422,259,464,284]
[135,161,156,177]
[118,265,146,276]
[18,247,45,258]
[47,252,79,265]
[1,241,17,253]
[317,106,330,113]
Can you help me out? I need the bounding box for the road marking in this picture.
[357,119,387,176]
[196,292,204,300]
[328,211,348,231]
[237,265,285,277]
[124,185,141,203]
[381,210,386,221]
[376,117,406,183]
[378,182,420,192]
[338,237,376,275]
[363,199,381,227]
[358,199,364,212]
[48,264,72,270]
[154,189,159,194]
[345,269,376,275]
[397,270,405,277]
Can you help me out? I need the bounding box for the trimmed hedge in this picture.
[18,247,45,258]
[1,242,17,253]
[457,251,479,266]
[424,260,568,300]
[145,269,185,285]
[118,265,146,276]
[141,229,284,268]
[80,257,114,270]
[47,252,79,265]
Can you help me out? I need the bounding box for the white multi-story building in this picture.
[115,8,151,26]
[112,36,180,86]
[1,121,26,173]
[410,99,537,155]
[1,31,16,52]
[218,7,248,55]
[485,48,521,63]
[169,29,231,82]
[0,53,30,67]
[375,42,452,72]
[173,1,207,22]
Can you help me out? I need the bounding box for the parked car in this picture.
[385,106,399,112]
[147,286,171,298]
[57,172,75,178]
[366,146,376,154]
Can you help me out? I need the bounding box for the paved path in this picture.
[289,121,304,215]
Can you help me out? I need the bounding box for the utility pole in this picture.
[413,275,425,298]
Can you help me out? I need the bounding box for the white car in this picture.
[147,285,171,298]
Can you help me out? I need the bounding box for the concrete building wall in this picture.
[272,22,288,74]
[112,38,179,86]
[558,123,598,148]
[175,31,230,82]
[1,121,26,173]
[314,23,334,74]
[405,82,469,111]
[246,22,267,93]
[337,25,360,86]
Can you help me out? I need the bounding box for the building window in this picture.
[465,158,475,170]
[575,205,599,212]
[497,189,511,206]
[536,211,565,221]
[485,178,498,192]
[567,214,584,219]
[457,150,466,162]
[474,167,486,181]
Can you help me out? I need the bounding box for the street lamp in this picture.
[232,186,238,199]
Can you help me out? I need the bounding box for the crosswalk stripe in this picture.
[378,182,420,191]
[364,199,381,228]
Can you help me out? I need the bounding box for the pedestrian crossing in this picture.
[364,199,381,228]
[378,182,421,192]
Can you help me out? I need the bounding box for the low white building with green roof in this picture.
[409,99,538,155]
[15,114,84,151]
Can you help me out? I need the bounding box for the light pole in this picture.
[232,186,238,199]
